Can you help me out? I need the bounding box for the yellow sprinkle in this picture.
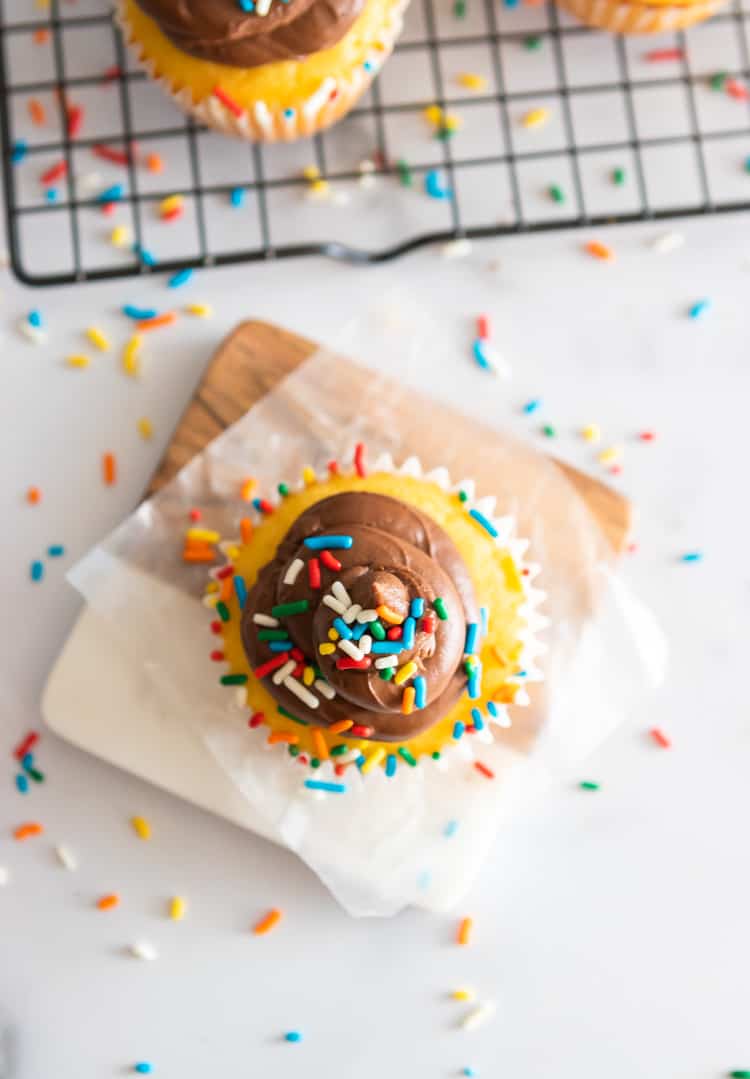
[598,445,623,465]
[360,746,386,774]
[226,545,240,560]
[582,424,601,443]
[66,354,90,368]
[523,107,549,129]
[169,896,186,921]
[303,666,315,686]
[328,629,340,642]
[186,303,212,318]
[240,477,257,501]
[394,661,417,685]
[186,528,220,543]
[122,335,141,378]
[160,193,183,216]
[110,225,131,248]
[205,581,219,594]
[137,417,153,440]
[86,326,110,352]
[308,180,330,197]
[302,165,320,181]
[424,104,443,125]
[443,113,463,132]
[302,466,316,486]
[131,816,151,840]
[319,643,336,656]
[452,988,476,1002]
[458,72,487,91]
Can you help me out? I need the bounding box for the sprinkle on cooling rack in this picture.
[213,85,245,117]
[11,140,28,164]
[14,821,43,840]
[458,72,487,91]
[644,47,684,61]
[651,230,685,254]
[26,486,41,505]
[97,893,120,910]
[168,268,193,288]
[253,907,283,934]
[396,158,413,187]
[425,169,453,199]
[522,107,548,128]
[548,183,565,204]
[585,240,614,261]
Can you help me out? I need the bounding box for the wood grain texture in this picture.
[147,320,631,552]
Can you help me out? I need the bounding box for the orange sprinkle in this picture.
[102,452,117,486]
[267,731,299,745]
[96,893,120,911]
[240,517,253,544]
[457,916,473,946]
[328,719,354,734]
[376,604,403,625]
[253,907,283,935]
[401,686,416,715]
[146,152,164,173]
[183,548,216,564]
[240,477,257,502]
[650,727,671,749]
[28,98,46,125]
[26,485,41,504]
[13,822,43,840]
[33,26,50,43]
[219,575,233,603]
[311,728,329,760]
[585,240,614,261]
[136,312,177,331]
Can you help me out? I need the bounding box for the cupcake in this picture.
[556,0,724,32]
[117,0,408,140]
[204,445,545,783]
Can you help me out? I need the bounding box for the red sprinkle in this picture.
[212,85,244,117]
[476,314,491,340]
[354,442,366,477]
[644,47,684,61]
[41,160,67,185]
[320,550,342,572]
[650,727,671,749]
[336,657,372,671]
[292,663,305,678]
[291,647,305,662]
[101,202,116,216]
[626,542,638,554]
[215,565,234,579]
[421,615,435,633]
[161,206,183,222]
[100,64,122,83]
[210,620,222,634]
[257,498,274,515]
[189,508,202,521]
[334,763,346,776]
[327,460,339,476]
[92,144,130,166]
[726,78,749,100]
[253,653,290,679]
[308,558,321,589]
[350,724,374,737]
[249,712,265,728]
[386,626,403,640]
[298,755,308,765]
[210,650,225,662]
[639,430,656,442]
[474,761,495,779]
[13,731,39,761]
[67,104,83,137]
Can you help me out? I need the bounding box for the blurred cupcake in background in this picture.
[556,0,725,32]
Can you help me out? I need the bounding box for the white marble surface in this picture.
[1,212,749,1079]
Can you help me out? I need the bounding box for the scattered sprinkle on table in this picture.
[30,560,44,582]
[186,303,212,317]
[461,1001,496,1031]
[56,845,77,870]
[26,486,41,504]
[651,230,685,253]
[169,895,187,920]
[522,399,541,414]
[541,423,555,438]
[284,1031,302,1043]
[0,867,8,887]
[452,987,476,1002]
[137,312,176,332]
[253,907,283,934]
[168,268,193,289]
[650,728,671,748]
[579,780,599,791]
[585,240,614,261]
[15,774,29,794]
[457,916,473,946]
[598,445,622,465]
[123,336,142,377]
[680,551,703,563]
[582,423,600,442]
[86,326,110,351]
[131,815,151,840]
[130,941,158,961]
[133,1063,153,1074]
[103,452,117,485]
[137,417,154,440]
[97,893,120,910]
[14,822,43,840]
[688,298,711,319]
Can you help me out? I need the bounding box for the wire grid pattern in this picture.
[1,0,750,284]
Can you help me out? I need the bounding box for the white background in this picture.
[1,206,749,1078]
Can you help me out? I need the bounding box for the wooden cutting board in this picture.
[147,320,631,552]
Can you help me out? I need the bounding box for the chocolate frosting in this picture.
[242,491,478,741]
[133,0,364,67]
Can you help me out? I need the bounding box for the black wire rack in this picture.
[1,0,749,285]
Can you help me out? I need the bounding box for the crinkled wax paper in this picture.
[67,301,666,917]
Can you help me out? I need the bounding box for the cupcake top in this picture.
[133,0,365,66]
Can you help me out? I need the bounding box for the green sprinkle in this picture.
[728,1072,750,1077]
[711,70,728,90]
[548,184,564,203]
[542,424,556,438]
[271,600,309,618]
[278,706,309,726]
[216,601,230,622]
[310,757,320,769]
[26,767,44,783]
[435,127,455,142]
[257,629,290,641]
[379,667,394,681]
[612,167,626,186]
[278,482,290,497]
[457,490,468,503]
[524,34,542,49]
[330,743,349,756]
[431,751,441,760]
[579,780,599,791]
[370,620,386,641]
[397,159,413,187]
[289,744,300,757]
[220,673,248,685]
[433,597,448,621]
[313,665,324,680]
[398,747,418,767]
[453,0,466,15]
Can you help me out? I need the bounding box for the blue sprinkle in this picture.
[410,597,424,618]
[284,1031,302,1043]
[303,535,353,550]
[469,508,499,539]
[681,551,703,562]
[689,299,711,319]
[486,700,498,718]
[425,169,452,200]
[168,267,193,289]
[370,641,404,655]
[479,605,488,635]
[28,309,43,328]
[123,304,158,320]
[30,560,44,582]
[453,721,465,740]
[332,617,352,640]
[468,670,481,700]
[238,0,254,9]
[133,244,157,267]
[304,779,346,793]
[230,186,246,208]
[11,140,27,164]
[47,544,65,558]
[355,753,367,770]
[465,622,478,655]
[268,640,293,652]
[470,707,485,731]
[515,669,527,678]
[15,774,29,794]
[46,188,58,203]
[233,575,247,608]
[133,1065,152,1075]
[402,617,416,649]
[462,1069,477,1077]
[472,338,494,372]
[385,754,397,777]
[97,183,124,203]
[21,753,34,769]
[350,621,368,641]
[413,675,426,709]
[444,818,459,838]
[417,869,432,890]
[363,59,374,71]
[523,398,542,414]
[283,107,295,118]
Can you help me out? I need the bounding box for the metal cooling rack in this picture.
[1,0,750,285]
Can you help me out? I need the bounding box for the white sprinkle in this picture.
[0,866,8,887]
[234,688,247,708]
[331,581,351,607]
[77,170,103,194]
[130,940,158,961]
[283,558,304,586]
[322,595,347,615]
[283,676,320,709]
[356,608,378,623]
[202,594,219,609]
[338,638,364,661]
[253,613,280,628]
[256,0,271,12]
[461,1001,496,1031]
[442,238,473,259]
[342,603,362,625]
[314,679,336,700]
[18,320,47,345]
[374,654,399,669]
[272,659,296,685]
[55,845,77,871]
[359,635,373,655]
[651,230,685,254]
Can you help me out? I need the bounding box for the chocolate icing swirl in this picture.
[242,491,478,741]
[133,0,364,68]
